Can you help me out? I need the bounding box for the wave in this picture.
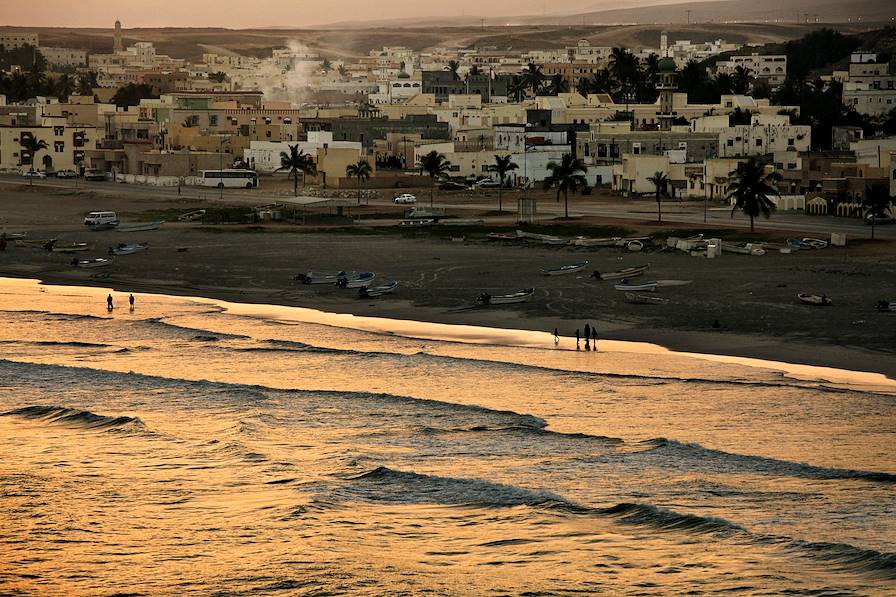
[333,466,896,578]
[0,340,115,349]
[639,438,896,484]
[1,405,145,431]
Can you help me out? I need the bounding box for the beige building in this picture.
[716,54,787,86]
[40,47,88,68]
[0,124,96,172]
[841,53,896,117]
[0,32,39,49]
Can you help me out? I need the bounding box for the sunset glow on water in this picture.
[1,278,894,595]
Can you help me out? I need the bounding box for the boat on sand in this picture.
[798,293,831,306]
[359,281,398,298]
[614,280,658,292]
[625,292,669,305]
[541,261,588,276]
[593,264,649,281]
[477,288,535,305]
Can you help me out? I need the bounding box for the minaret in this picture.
[656,57,678,131]
[114,20,123,53]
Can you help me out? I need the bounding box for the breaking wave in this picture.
[1,405,145,431]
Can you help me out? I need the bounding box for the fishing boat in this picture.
[295,271,346,285]
[178,210,206,222]
[876,300,896,312]
[614,279,658,292]
[358,281,398,298]
[515,230,566,245]
[50,242,90,253]
[616,236,651,247]
[541,261,589,276]
[798,293,832,306]
[722,242,766,256]
[801,238,828,249]
[787,238,813,250]
[88,222,119,231]
[74,257,113,269]
[571,236,621,247]
[336,272,376,288]
[477,288,535,305]
[593,264,649,281]
[625,292,670,305]
[117,221,164,232]
[110,242,148,255]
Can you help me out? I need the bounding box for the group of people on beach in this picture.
[553,324,598,350]
[106,293,136,312]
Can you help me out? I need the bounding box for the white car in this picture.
[23,171,46,179]
[56,169,78,178]
[393,193,417,204]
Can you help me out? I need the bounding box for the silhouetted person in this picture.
[591,327,598,348]
[553,327,559,345]
[575,329,580,349]
[106,294,114,311]
[712,319,720,329]
[129,294,135,310]
[584,323,591,339]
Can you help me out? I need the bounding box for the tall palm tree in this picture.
[546,73,569,95]
[345,159,372,205]
[445,60,461,80]
[609,47,638,101]
[646,171,671,223]
[487,154,519,213]
[521,62,544,96]
[863,184,894,240]
[543,153,588,218]
[725,158,781,232]
[417,150,452,207]
[731,65,752,94]
[508,75,527,102]
[20,137,48,184]
[277,144,316,196]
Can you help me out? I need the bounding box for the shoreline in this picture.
[6,271,894,384]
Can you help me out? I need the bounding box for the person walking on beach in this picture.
[553,327,559,345]
[591,326,598,351]
[106,294,114,311]
[129,294,135,310]
[575,329,580,349]
[584,323,591,351]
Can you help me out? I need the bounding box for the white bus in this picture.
[199,169,258,189]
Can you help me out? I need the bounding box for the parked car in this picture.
[474,178,501,189]
[393,193,417,204]
[23,171,46,179]
[56,169,78,178]
[83,168,106,181]
[83,211,119,227]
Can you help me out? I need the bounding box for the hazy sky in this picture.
[0,0,669,28]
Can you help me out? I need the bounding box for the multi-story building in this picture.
[0,32,39,49]
[841,53,896,117]
[39,47,88,68]
[716,53,788,86]
[718,116,811,158]
[0,123,95,172]
[421,71,510,103]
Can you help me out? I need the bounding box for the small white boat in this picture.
[296,271,344,285]
[802,238,828,249]
[359,281,398,298]
[722,242,766,256]
[337,272,376,288]
[477,288,535,305]
[74,257,113,269]
[787,238,813,250]
[625,292,669,305]
[541,261,589,276]
[876,300,896,312]
[110,242,148,255]
[178,210,206,222]
[798,293,831,306]
[594,264,649,281]
[654,279,693,287]
[50,242,90,253]
[627,240,644,252]
[117,221,164,232]
[515,230,566,245]
[614,280,658,292]
[487,232,517,241]
[0,232,26,240]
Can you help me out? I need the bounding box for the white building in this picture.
[39,47,88,68]
[841,53,896,117]
[716,53,787,86]
[242,132,362,173]
[718,116,810,158]
[0,32,39,49]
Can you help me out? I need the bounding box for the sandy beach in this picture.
[1,181,894,377]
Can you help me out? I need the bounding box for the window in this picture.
[209,115,218,126]
[54,126,64,136]
[632,142,641,155]
[726,139,734,147]
[756,139,762,146]
[54,141,64,152]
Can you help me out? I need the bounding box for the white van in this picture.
[83,211,119,227]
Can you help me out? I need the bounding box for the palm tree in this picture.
[337,64,348,78]
[521,62,545,96]
[731,65,752,94]
[543,153,588,218]
[646,171,671,223]
[725,158,781,232]
[609,47,639,101]
[20,137,48,184]
[468,65,482,77]
[277,144,316,196]
[508,75,527,102]
[417,150,452,207]
[546,73,569,95]
[488,154,519,213]
[445,60,461,80]
[863,184,894,240]
[345,159,372,205]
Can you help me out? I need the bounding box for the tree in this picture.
[277,144,317,196]
[576,68,616,98]
[445,60,461,80]
[417,150,452,207]
[729,107,753,126]
[468,65,482,77]
[646,171,671,223]
[110,83,158,108]
[543,153,588,218]
[345,159,372,205]
[863,184,894,240]
[545,73,569,95]
[321,58,332,72]
[77,71,98,96]
[54,73,74,101]
[487,154,519,213]
[521,62,544,96]
[731,65,752,94]
[208,71,227,83]
[337,64,348,78]
[20,137,48,183]
[725,158,782,232]
[609,47,639,102]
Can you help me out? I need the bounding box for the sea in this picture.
[0,277,894,596]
